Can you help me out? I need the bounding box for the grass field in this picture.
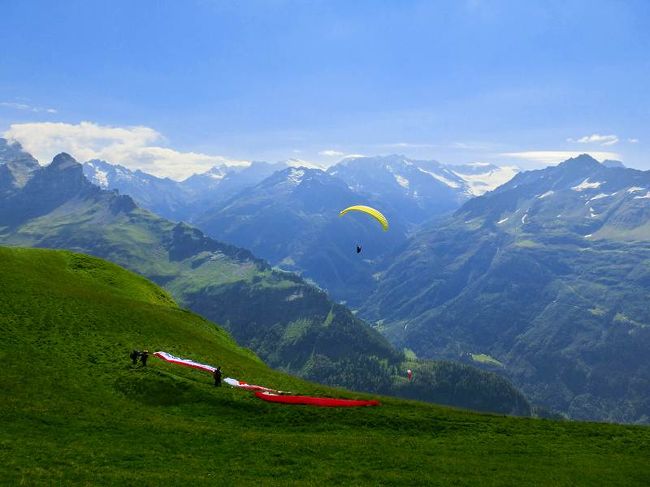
[1,247,649,485]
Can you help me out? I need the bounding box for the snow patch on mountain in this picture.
[627,187,645,193]
[204,167,226,180]
[394,174,410,189]
[287,168,306,184]
[633,191,650,200]
[587,193,611,202]
[452,165,519,196]
[417,167,461,188]
[497,217,509,224]
[572,178,603,191]
[89,167,108,188]
[537,190,554,199]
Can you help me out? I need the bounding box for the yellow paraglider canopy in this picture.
[339,205,389,231]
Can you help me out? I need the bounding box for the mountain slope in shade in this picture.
[0,147,530,415]
[361,154,650,423]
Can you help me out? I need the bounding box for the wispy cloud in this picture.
[0,101,57,114]
[501,150,621,166]
[567,133,619,146]
[3,121,247,180]
[318,149,345,157]
[628,138,639,143]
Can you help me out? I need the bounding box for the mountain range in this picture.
[83,154,518,305]
[361,154,650,423]
[83,155,518,226]
[0,138,530,415]
[5,135,649,423]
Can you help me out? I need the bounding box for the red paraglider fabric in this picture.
[255,391,380,407]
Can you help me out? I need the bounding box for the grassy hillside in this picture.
[1,247,649,485]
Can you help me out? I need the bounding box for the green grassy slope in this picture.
[1,247,649,485]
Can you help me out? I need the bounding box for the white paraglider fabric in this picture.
[153,351,216,373]
[223,377,279,393]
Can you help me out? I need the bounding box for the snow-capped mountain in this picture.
[82,159,290,221]
[327,155,519,225]
[83,159,189,219]
[183,161,289,205]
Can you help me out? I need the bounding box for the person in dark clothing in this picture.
[213,366,222,387]
[130,350,140,365]
[356,244,362,254]
[140,350,149,367]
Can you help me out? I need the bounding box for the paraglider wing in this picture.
[224,377,280,393]
[339,205,389,231]
[255,391,380,407]
[153,351,216,373]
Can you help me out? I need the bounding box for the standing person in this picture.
[130,350,140,365]
[140,350,149,367]
[213,366,222,387]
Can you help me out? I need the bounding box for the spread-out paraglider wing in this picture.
[339,205,389,231]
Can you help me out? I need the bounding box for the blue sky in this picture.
[1,0,649,178]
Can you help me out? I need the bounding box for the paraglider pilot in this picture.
[140,350,149,367]
[213,366,222,387]
[356,244,362,254]
[130,350,141,365]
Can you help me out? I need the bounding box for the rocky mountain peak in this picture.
[49,152,80,171]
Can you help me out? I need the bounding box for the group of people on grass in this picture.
[130,349,222,386]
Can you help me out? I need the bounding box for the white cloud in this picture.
[567,134,619,146]
[318,149,345,157]
[3,121,247,180]
[628,138,639,143]
[0,101,58,114]
[501,151,621,166]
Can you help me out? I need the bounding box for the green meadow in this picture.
[1,247,648,485]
